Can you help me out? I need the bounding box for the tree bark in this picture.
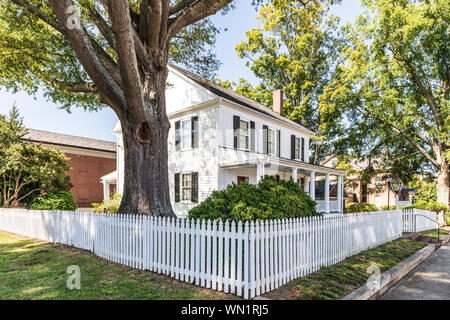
[117,64,175,217]
[436,160,449,208]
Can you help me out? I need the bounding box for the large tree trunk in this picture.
[436,160,449,208]
[117,66,175,217]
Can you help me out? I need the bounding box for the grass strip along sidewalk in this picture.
[0,231,238,300]
[0,230,430,300]
[262,238,427,300]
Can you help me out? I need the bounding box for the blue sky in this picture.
[0,0,362,142]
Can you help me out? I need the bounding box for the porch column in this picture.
[257,161,265,183]
[304,176,310,193]
[292,167,298,183]
[309,171,315,200]
[337,175,342,213]
[325,173,330,213]
[103,181,110,203]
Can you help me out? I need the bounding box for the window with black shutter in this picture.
[191,116,198,148]
[291,135,296,159]
[191,172,198,203]
[233,115,240,149]
[250,121,255,152]
[277,130,281,156]
[301,137,305,161]
[175,121,181,151]
[174,173,180,202]
[262,125,268,154]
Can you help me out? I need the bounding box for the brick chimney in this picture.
[273,89,283,116]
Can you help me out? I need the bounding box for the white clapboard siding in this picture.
[0,208,441,299]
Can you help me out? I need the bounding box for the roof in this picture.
[100,170,117,182]
[168,64,315,135]
[24,128,116,153]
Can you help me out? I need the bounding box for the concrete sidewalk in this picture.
[379,243,450,300]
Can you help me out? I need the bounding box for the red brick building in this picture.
[24,129,116,208]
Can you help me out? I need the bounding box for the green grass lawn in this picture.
[262,238,428,300]
[0,231,239,300]
[419,228,449,239]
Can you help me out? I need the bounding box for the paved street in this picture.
[380,243,450,300]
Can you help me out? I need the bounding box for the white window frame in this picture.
[267,127,277,155]
[239,118,250,151]
[180,118,192,150]
[181,172,192,201]
[294,136,301,160]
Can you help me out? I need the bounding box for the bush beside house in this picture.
[92,193,122,213]
[28,191,77,211]
[188,176,318,222]
[345,202,378,213]
[0,107,73,208]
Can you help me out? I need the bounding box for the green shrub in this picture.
[28,191,77,211]
[92,193,121,213]
[380,205,409,210]
[345,202,378,213]
[405,200,448,213]
[188,176,318,221]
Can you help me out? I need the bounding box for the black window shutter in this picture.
[262,125,268,154]
[174,173,180,202]
[233,115,240,149]
[191,172,198,203]
[175,121,181,151]
[191,116,198,148]
[250,121,255,152]
[301,137,305,161]
[291,135,296,159]
[277,130,281,156]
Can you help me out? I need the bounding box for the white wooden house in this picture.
[101,64,346,217]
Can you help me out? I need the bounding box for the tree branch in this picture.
[169,0,197,16]
[167,0,232,40]
[388,43,443,131]
[15,188,41,203]
[106,0,145,117]
[148,0,163,51]
[48,0,126,116]
[86,5,115,50]
[352,105,440,169]
[10,0,63,32]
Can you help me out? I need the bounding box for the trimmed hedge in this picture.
[345,202,378,213]
[188,176,318,221]
[28,191,77,211]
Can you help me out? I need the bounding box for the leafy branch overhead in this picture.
[0,0,277,216]
[319,0,449,205]
[0,0,230,111]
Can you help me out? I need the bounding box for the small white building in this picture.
[101,64,346,217]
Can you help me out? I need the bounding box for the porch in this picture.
[218,147,346,214]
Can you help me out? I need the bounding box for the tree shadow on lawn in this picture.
[261,238,427,300]
[0,231,240,300]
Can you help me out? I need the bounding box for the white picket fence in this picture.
[402,208,445,232]
[0,208,407,299]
